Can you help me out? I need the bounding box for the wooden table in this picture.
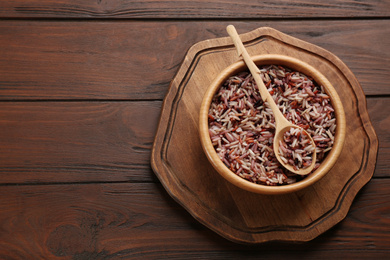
[0,1,389,258]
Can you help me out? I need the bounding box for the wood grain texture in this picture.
[0,97,386,185]
[0,0,389,18]
[367,98,390,178]
[0,0,388,256]
[0,20,389,100]
[0,102,160,184]
[0,180,388,259]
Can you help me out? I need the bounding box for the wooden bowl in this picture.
[199,54,346,195]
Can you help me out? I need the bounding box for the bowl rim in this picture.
[199,54,346,194]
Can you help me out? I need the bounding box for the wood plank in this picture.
[0,0,388,19]
[0,102,161,184]
[367,97,390,178]
[0,96,386,185]
[0,180,388,258]
[0,20,389,100]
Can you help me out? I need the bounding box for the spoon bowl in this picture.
[273,125,317,175]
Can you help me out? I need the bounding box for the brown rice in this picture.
[208,64,336,186]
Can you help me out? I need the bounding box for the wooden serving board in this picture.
[151,27,378,244]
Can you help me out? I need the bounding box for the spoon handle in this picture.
[226,25,290,128]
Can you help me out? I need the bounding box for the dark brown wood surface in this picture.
[1,20,389,99]
[0,0,389,258]
[1,0,389,18]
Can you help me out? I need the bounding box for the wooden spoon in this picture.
[226,25,317,175]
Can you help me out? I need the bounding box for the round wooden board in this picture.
[151,27,378,244]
